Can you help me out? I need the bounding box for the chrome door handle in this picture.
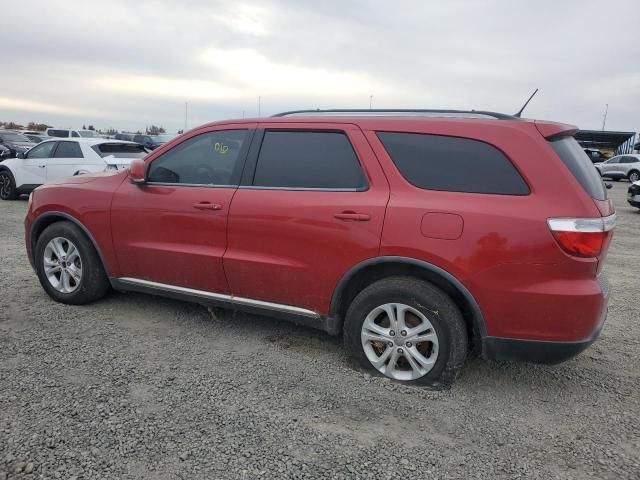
[38,165,45,168]
[193,202,223,211]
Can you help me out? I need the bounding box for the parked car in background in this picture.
[583,148,608,164]
[595,154,640,182]
[132,134,166,150]
[24,134,48,143]
[628,181,640,209]
[132,135,165,150]
[114,133,134,141]
[0,130,37,160]
[22,110,614,386]
[45,128,101,139]
[0,139,147,199]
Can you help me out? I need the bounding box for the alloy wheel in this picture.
[361,303,439,381]
[43,237,83,293]
[630,171,639,183]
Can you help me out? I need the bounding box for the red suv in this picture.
[24,110,615,386]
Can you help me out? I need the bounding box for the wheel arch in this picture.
[0,164,16,179]
[29,212,111,276]
[330,256,487,352]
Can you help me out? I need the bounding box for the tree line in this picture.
[1,121,168,135]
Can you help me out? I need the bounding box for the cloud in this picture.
[0,0,638,132]
[0,97,106,118]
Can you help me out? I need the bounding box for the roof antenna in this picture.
[514,88,538,118]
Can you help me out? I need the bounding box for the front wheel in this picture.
[0,170,18,200]
[344,277,468,388]
[35,221,110,304]
[628,171,640,183]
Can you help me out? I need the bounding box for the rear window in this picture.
[549,136,606,200]
[47,129,69,138]
[92,143,148,159]
[377,132,529,195]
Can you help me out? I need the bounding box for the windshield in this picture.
[0,132,32,143]
[92,143,148,159]
[78,130,99,138]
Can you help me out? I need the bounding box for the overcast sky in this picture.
[1,0,639,133]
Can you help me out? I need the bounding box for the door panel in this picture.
[111,183,235,292]
[20,141,56,186]
[224,124,390,314]
[110,125,255,293]
[46,141,100,181]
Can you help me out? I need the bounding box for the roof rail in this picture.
[271,108,517,120]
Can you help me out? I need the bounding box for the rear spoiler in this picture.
[534,120,578,140]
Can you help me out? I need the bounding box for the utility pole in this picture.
[369,94,373,110]
[184,102,188,131]
[601,104,608,131]
[258,96,261,117]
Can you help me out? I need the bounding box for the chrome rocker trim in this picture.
[115,277,320,319]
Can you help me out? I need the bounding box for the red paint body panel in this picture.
[420,213,463,240]
[26,172,126,277]
[24,115,612,349]
[224,123,389,313]
[110,181,235,292]
[534,120,578,138]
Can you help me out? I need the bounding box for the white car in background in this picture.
[0,138,147,200]
[45,128,103,139]
[594,154,640,183]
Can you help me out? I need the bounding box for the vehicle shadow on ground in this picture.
[102,290,599,394]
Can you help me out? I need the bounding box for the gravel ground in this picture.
[1,182,639,480]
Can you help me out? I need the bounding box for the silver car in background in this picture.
[595,154,640,182]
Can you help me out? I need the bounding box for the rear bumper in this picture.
[482,273,609,364]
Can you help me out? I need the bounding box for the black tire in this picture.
[34,221,110,304]
[0,169,18,200]
[628,170,640,183]
[344,277,467,388]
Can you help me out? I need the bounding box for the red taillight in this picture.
[547,214,616,258]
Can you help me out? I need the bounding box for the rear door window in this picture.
[53,141,83,158]
[252,130,367,189]
[549,136,606,200]
[377,132,529,195]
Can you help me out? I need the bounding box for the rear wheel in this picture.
[628,170,640,183]
[344,277,467,388]
[0,170,18,200]
[35,221,110,304]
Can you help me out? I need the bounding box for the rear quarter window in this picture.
[377,132,529,195]
[549,136,606,200]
